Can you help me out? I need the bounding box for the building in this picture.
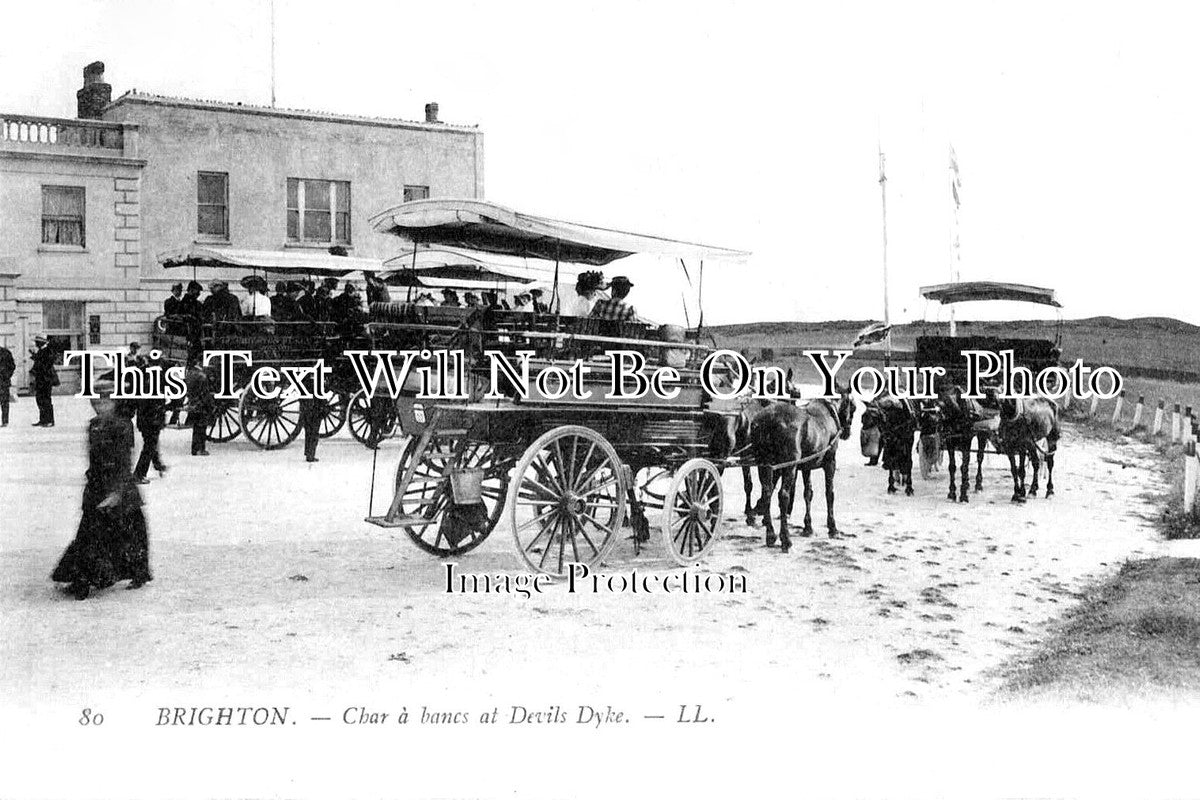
[1,62,484,391]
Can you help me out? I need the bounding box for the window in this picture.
[287,178,350,245]
[404,185,430,203]
[88,315,101,345]
[43,301,84,364]
[197,171,229,238]
[41,186,85,246]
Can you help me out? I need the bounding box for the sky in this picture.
[3,0,1198,326]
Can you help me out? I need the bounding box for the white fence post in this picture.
[1131,395,1145,430]
[1185,440,1198,515]
[1089,394,1100,418]
[1152,399,1165,437]
[1111,390,1125,427]
[1172,403,1182,443]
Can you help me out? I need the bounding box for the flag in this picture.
[949,145,962,209]
[853,321,892,348]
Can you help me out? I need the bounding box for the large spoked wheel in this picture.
[206,396,242,442]
[661,458,724,565]
[348,389,398,448]
[393,437,512,556]
[507,425,628,578]
[239,386,302,450]
[318,392,348,438]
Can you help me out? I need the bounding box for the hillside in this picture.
[709,317,1200,379]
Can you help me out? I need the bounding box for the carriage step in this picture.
[433,428,468,437]
[364,514,437,529]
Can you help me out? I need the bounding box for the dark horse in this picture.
[859,393,917,496]
[921,385,993,503]
[996,396,1060,502]
[746,387,855,551]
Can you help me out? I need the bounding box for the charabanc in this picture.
[153,246,385,449]
[361,199,750,576]
[912,280,1064,499]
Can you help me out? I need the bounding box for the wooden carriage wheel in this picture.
[507,425,628,578]
[660,458,724,565]
[392,436,512,556]
[206,396,242,443]
[347,389,398,448]
[238,386,302,450]
[318,391,348,438]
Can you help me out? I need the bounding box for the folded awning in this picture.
[158,246,386,275]
[920,281,1061,308]
[369,199,751,266]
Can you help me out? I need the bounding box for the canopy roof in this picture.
[920,281,1061,308]
[382,248,537,283]
[158,246,385,275]
[368,199,751,266]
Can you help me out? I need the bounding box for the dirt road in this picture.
[0,396,1171,712]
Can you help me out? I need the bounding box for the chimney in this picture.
[424,102,440,124]
[76,61,112,119]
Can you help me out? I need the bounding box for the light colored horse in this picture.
[996,396,1061,502]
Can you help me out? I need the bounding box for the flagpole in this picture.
[949,143,960,337]
[879,146,891,366]
[270,0,277,108]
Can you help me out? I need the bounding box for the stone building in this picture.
[0,62,483,391]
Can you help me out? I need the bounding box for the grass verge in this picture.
[996,558,1200,701]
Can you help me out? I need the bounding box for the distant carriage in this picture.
[152,247,384,449]
[914,281,1064,501]
[361,199,751,576]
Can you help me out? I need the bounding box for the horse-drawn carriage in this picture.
[361,199,751,576]
[152,247,384,449]
[901,281,1064,502]
[915,281,1063,386]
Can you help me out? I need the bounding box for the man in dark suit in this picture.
[163,283,183,316]
[29,334,56,427]
[133,353,168,482]
[0,344,14,426]
[185,359,213,456]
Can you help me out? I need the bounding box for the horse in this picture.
[859,393,918,496]
[732,368,804,526]
[924,385,994,503]
[746,386,856,551]
[996,396,1060,502]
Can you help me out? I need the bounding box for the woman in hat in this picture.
[51,379,152,600]
[440,288,461,308]
[560,270,608,317]
[164,283,184,316]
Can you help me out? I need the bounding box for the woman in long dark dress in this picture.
[51,387,152,600]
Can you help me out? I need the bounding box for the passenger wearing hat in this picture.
[29,334,57,427]
[201,280,242,323]
[177,280,204,319]
[561,270,609,317]
[529,288,548,313]
[589,276,638,321]
[240,276,273,319]
[297,280,319,320]
[463,292,480,308]
[51,378,152,600]
[439,288,461,308]
[329,281,365,330]
[164,283,184,316]
[512,291,533,311]
[415,292,437,307]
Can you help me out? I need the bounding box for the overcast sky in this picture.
[4,1,1198,326]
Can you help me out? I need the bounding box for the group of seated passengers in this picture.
[402,271,639,321]
[162,276,370,335]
